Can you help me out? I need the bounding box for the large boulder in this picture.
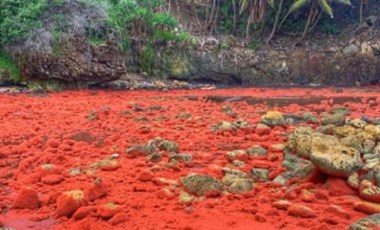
[310,133,363,177]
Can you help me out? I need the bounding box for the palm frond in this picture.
[319,0,334,18]
[239,0,249,14]
[288,0,309,14]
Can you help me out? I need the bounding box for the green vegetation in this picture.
[0,52,20,82]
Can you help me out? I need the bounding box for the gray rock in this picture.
[169,153,193,162]
[332,107,351,116]
[302,112,319,123]
[343,44,359,57]
[227,178,254,194]
[181,174,223,196]
[363,140,376,154]
[321,113,346,126]
[349,213,380,230]
[221,167,248,178]
[274,153,315,186]
[246,145,267,157]
[232,160,246,167]
[252,168,269,182]
[226,150,248,161]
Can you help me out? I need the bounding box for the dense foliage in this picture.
[0,0,188,79]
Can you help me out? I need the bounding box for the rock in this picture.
[281,153,315,178]
[138,170,154,182]
[126,137,179,157]
[221,167,247,178]
[159,139,179,152]
[232,160,246,167]
[181,174,223,197]
[310,133,363,177]
[261,111,286,127]
[56,190,89,217]
[317,124,336,135]
[255,123,271,135]
[212,121,236,131]
[359,180,380,203]
[288,204,316,218]
[41,174,64,185]
[97,202,119,219]
[273,200,291,210]
[69,167,82,176]
[156,188,176,200]
[361,42,374,55]
[38,163,61,177]
[19,36,126,84]
[342,44,359,56]
[301,189,315,202]
[252,168,269,182]
[321,113,346,126]
[179,191,195,204]
[72,206,97,220]
[233,119,249,129]
[375,171,380,186]
[363,140,376,154]
[91,159,119,171]
[373,143,380,155]
[226,150,248,162]
[169,153,193,162]
[109,213,129,225]
[246,145,267,157]
[349,118,368,128]
[302,112,319,123]
[347,172,360,189]
[227,178,254,194]
[341,135,364,153]
[286,126,314,158]
[288,133,312,158]
[326,205,350,219]
[364,125,380,140]
[147,152,162,162]
[87,178,107,201]
[332,107,350,116]
[350,213,380,230]
[271,144,285,151]
[354,201,380,214]
[284,114,303,125]
[333,125,357,138]
[13,187,40,209]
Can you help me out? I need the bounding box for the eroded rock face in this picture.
[19,37,126,84]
